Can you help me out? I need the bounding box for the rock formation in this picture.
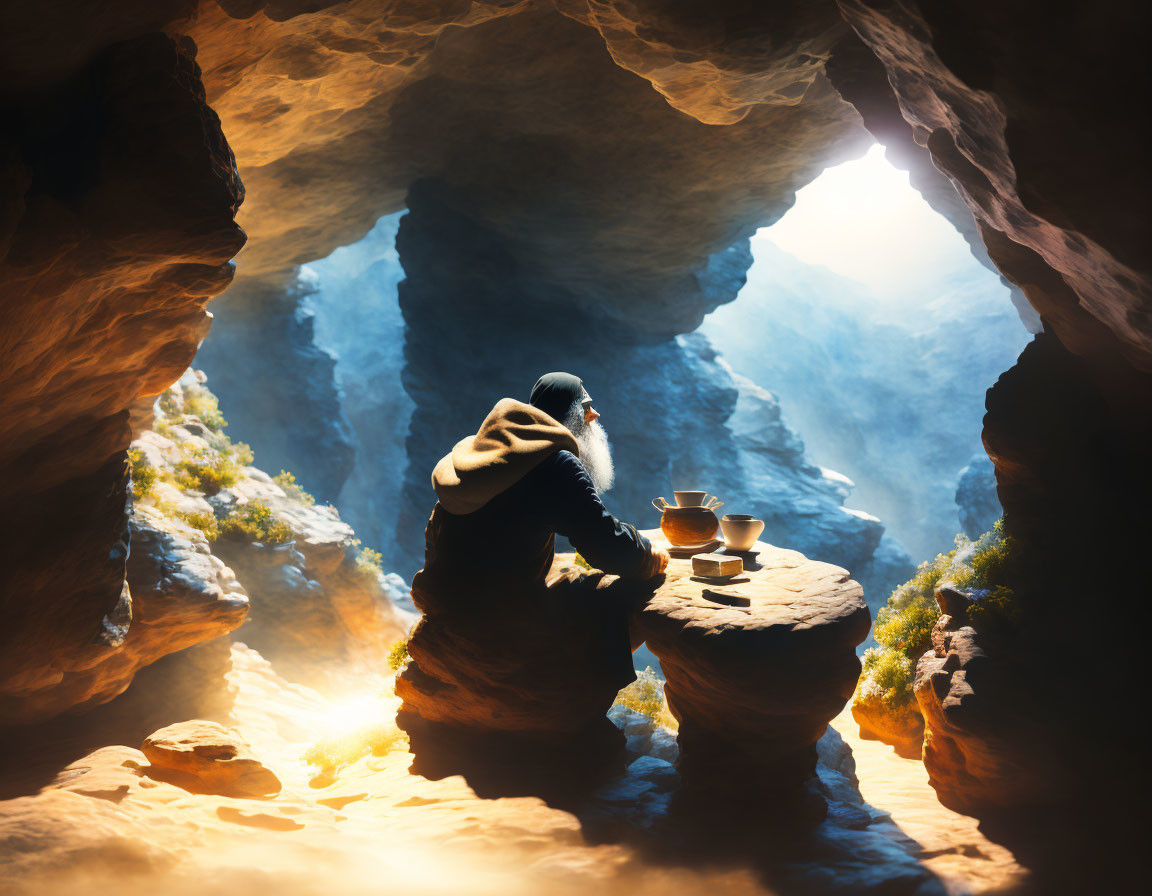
[136,369,412,687]
[141,719,282,798]
[0,11,1148,870]
[632,534,870,796]
[0,31,244,726]
[955,454,999,539]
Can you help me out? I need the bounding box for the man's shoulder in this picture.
[532,449,589,482]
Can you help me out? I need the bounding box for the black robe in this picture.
[414,449,653,690]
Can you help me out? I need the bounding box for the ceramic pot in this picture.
[653,498,719,545]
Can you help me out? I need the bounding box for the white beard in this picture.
[564,408,615,494]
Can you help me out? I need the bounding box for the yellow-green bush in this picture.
[127,448,157,499]
[175,510,220,541]
[157,391,181,418]
[953,520,1021,638]
[185,390,228,433]
[614,666,678,730]
[856,520,1019,711]
[216,501,293,545]
[274,469,316,506]
[304,722,409,787]
[174,446,242,495]
[386,635,410,672]
[355,546,383,578]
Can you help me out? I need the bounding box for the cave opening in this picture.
[254,140,1032,632]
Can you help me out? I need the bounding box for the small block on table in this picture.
[692,553,743,577]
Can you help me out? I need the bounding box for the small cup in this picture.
[721,514,765,552]
[674,490,708,507]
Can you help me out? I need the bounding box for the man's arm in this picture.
[542,451,666,579]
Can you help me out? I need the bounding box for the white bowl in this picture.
[721,514,764,552]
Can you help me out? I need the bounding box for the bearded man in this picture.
[398,372,669,735]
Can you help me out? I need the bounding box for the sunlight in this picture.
[315,692,393,739]
[760,143,978,300]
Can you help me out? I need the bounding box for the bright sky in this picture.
[757,143,977,299]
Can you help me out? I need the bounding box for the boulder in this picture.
[633,534,870,794]
[396,561,644,736]
[141,720,280,799]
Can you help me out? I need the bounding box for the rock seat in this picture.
[396,562,648,737]
[633,530,870,794]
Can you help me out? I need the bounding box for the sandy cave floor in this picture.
[0,644,1028,896]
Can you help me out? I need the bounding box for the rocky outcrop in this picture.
[137,369,412,687]
[836,0,1150,369]
[141,719,281,798]
[2,485,250,728]
[0,32,244,725]
[633,533,870,793]
[914,625,1054,814]
[955,454,999,539]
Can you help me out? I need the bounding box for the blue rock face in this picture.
[195,279,356,506]
[955,454,1001,539]
[702,240,1025,560]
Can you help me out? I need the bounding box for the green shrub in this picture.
[856,519,1020,711]
[355,546,383,578]
[157,391,181,418]
[855,545,959,710]
[386,635,410,672]
[127,448,157,499]
[274,469,315,506]
[953,520,1021,639]
[175,446,242,495]
[614,667,678,730]
[230,441,254,467]
[858,647,916,708]
[185,389,228,433]
[173,510,219,540]
[216,501,293,545]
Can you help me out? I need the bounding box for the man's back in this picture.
[418,449,651,603]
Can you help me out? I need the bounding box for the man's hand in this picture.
[648,546,670,577]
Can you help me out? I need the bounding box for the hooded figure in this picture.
[411,373,665,701]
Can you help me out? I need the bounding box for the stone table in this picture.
[634,530,871,795]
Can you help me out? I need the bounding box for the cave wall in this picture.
[0,33,243,724]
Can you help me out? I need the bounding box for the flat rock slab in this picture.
[635,531,870,784]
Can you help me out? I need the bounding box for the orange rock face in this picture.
[0,33,244,724]
[850,699,924,760]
